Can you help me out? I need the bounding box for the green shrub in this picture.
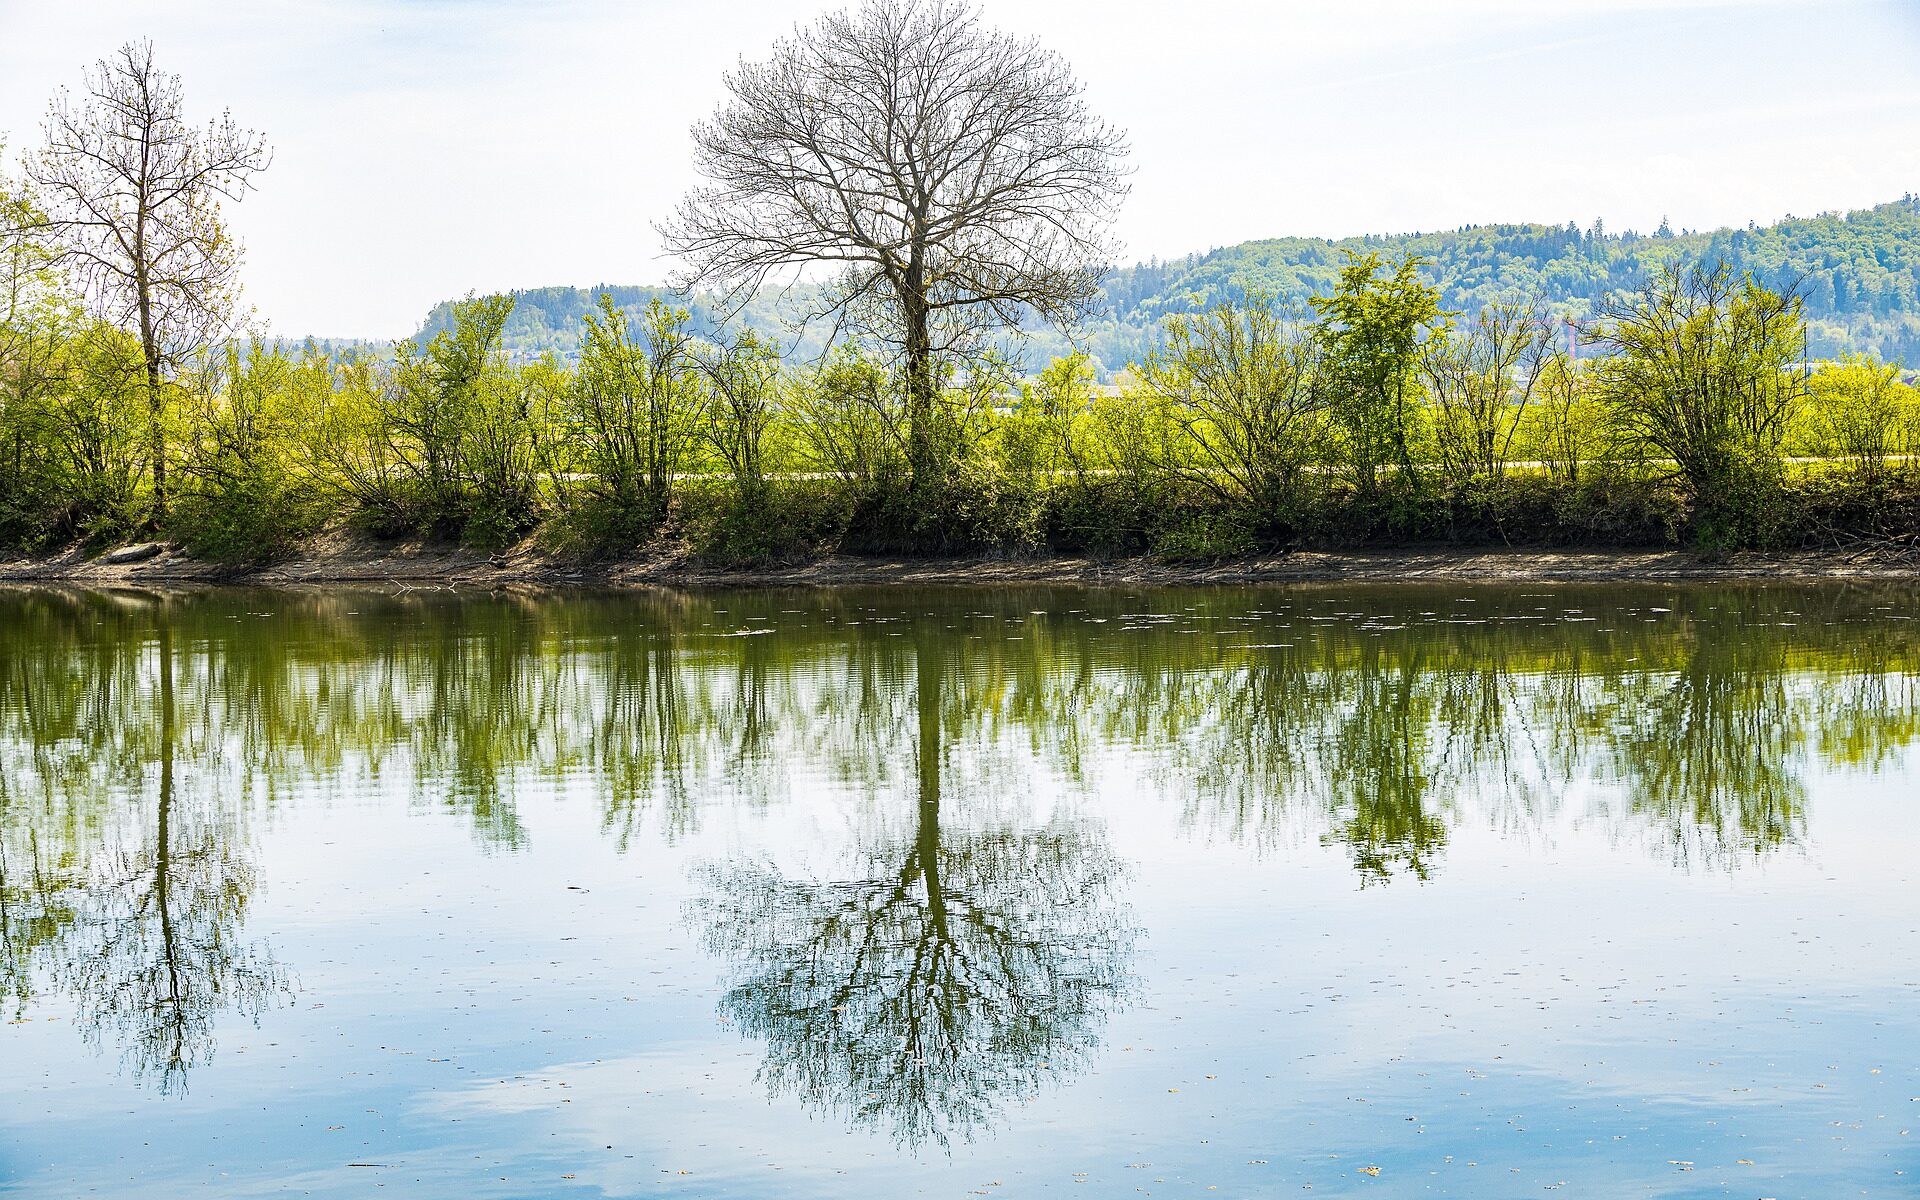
[171,476,321,564]
[1762,471,1920,550]
[538,493,658,561]
[1044,477,1164,555]
[678,479,854,566]
[1150,507,1257,562]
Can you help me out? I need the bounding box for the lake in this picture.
[0,583,1914,1198]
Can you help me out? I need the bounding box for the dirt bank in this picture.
[7,530,1920,590]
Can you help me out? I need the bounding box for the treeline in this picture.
[1092,196,1920,368]
[412,284,837,364]
[422,198,1920,373]
[9,36,1920,567]
[5,240,1920,563]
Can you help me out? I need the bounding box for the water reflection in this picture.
[0,599,289,1090]
[3,583,1919,1103]
[689,625,1135,1147]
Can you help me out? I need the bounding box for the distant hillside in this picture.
[414,285,838,364]
[414,197,1920,373]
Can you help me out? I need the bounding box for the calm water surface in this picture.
[0,583,1915,1198]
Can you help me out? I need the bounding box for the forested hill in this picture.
[413,285,839,364]
[414,196,1920,371]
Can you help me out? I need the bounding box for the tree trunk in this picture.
[155,617,184,1070]
[904,271,937,495]
[144,355,166,521]
[915,627,947,937]
[136,245,167,523]
[647,376,673,522]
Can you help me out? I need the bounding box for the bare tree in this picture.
[29,40,271,519]
[661,0,1129,491]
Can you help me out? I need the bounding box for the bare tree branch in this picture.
[27,39,271,517]
[659,0,1128,489]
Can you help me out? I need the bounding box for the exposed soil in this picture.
[7,528,1920,590]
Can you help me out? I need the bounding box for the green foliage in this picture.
[1310,252,1447,492]
[697,327,781,497]
[1081,385,1179,496]
[458,353,552,549]
[1514,353,1605,483]
[1041,476,1161,554]
[2,227,1917,565]
[675,478,853,566]
[994,353,1094,492]
[554,295,652,542]
[404,293,519,531]
[788,346,910,493]
[1419,300,1553,484]
[171,345,323,562]
[305,350,413,535]
[313,293,552,546]
[1149,508,1257,562]
[1589,264,1807,541]
[1135,295,1326,521]
[1797,355,1917,478]
[42,324,153,543]
[0,314,74,543]
[0,165,95,543]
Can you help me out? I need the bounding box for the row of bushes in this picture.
[659,467,1920,567]
[4,256,1919,565]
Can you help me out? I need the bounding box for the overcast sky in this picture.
[3,0,1917,338]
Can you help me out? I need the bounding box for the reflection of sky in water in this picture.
[1,585,1916,1197]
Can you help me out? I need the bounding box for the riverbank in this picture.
[6,530,1920,588]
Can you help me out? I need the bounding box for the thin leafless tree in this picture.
[661,0,1129,490]
[29,40,270,518]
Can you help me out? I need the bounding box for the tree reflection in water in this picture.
[0,598,288,1091]
[689,624,1137,1148]
[6,583,1920,1101]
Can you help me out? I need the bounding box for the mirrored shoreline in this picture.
[3,582,1917,1195]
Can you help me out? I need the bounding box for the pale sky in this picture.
[2,0,1917,338]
